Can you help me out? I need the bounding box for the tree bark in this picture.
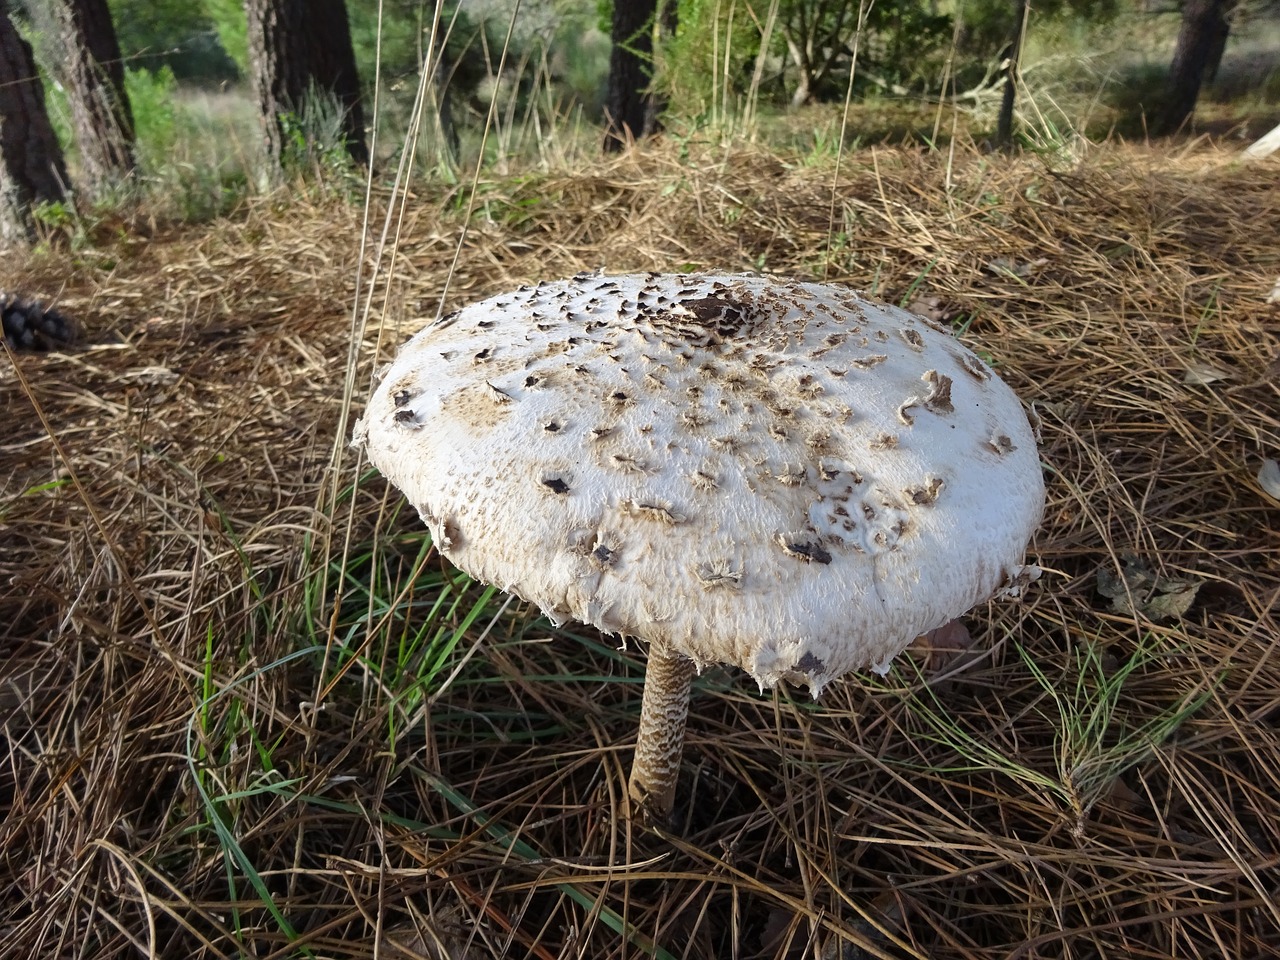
[787,36,815,108]
[777,0,859,109]
[0,0,69,246]
[1157,0,1236,135]
[1203,11,1231,83]
[306,0,365,163]
[603,0,658,152]
[995,0,1029,149]
[643,0,678,136]
[48,0,135,199]
[244,0,368,170]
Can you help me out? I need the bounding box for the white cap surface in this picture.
[355,274,1044,692]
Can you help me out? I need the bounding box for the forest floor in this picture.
[2,140,1279,959]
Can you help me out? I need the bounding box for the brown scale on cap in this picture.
[922,370,955,413]
[956,350,993,382]
[987,433,1019,455]
[899,328,927,351]
[542,476,571,495]
[695,559,744,588]
[906,477,946,505]
[354,272,1045,825]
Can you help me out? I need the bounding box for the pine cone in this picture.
[1,293,78,351]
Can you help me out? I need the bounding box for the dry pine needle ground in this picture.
[2,141,1279,959]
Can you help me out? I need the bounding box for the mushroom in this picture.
[354,273,1045,824]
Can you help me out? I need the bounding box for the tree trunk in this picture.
[306,0,366,163]
[0,0,69,246]
[786,36,815,108]
[1202,1,1233,82]
[244,0,367,171]
[995,0,1029,149]
[643,0,678,136]
[1157,0,1236,135]
[48,0,135,199]
[603,0,658,152]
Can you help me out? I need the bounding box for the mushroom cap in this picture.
[355,273,1044,692]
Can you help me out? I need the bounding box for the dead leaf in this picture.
[1104,777,1145,814]
[758,908,806,959]
[984,256,1047,278]
[380,922,471,960]
[908,619,976,675]
[378,907,473,960]
[1182,362,1231,385]
[924,619,973,652]
[906,295,962,324]
[1096,557,1201,621]
[1259,459,1280,503]
[120,365,179,386]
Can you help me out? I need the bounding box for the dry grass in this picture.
[2,140,1279,960]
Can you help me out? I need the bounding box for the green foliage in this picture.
[106,66,247,221]
[660,0,764,115]
[108,0,239,81]
[346,0,531,126]
[30,199,78,232]
[954,0,1122,87]
[556,18,612,113]
[356,0,609,177]
[902,635,1214,834]
[37,75,74,160]
[278,84,364,191]
[344,0,536,93]
[658,0,1124,114]
[856,0,954,92]
[202,0,248,75]
[126,65,179,164]
[41,56,252,221]
[346,0,434,84]
[660,0,953,111]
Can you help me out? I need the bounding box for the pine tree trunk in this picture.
[1202,0,1233,83]
[604,0,657,152]
[1158,0,1235,135]
[995,0,1029,149]
[307,0,367,164]
[643,0,678,136]
[49,0,135,199]
[244,0,367,171]
[0,1,69,246]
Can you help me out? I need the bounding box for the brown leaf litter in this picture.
[2,141,1279,959]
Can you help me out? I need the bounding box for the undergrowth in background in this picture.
[12,1,1280,233]
[37,66,258,228]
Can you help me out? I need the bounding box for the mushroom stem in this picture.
[628,645,697,824]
